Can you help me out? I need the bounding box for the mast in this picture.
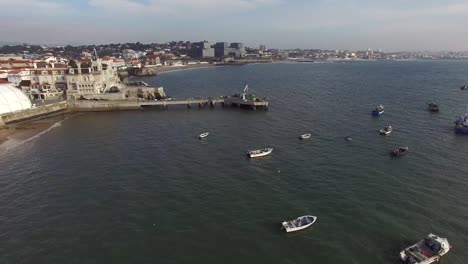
[242,83,248,101]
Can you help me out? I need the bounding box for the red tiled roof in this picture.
[0,79,10,84]
[9,69,23,74]
[0,60,30,63]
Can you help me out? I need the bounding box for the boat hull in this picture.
[455,127,468,134]
[282,215,317,233]
[399,234,450,264]
[372,110,384,116]
[380,130,392,135]
[248,148,273,158]
[199,132,209,139]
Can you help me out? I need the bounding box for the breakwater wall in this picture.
[0,97,269,127]
[0,101,68,126]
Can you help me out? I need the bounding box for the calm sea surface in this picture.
[1,61,468,263]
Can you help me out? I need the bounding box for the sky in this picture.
[2,0,468,51]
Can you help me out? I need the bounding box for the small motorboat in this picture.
[247,148,273,158]
[400,233,451,264]
[454,114,468,134]
[300,133,312,139]
[282,215,317,233]
[391,146,409,157]
[372,104,385,116]
[380,125,393,135]
[460,84,468,90]
[345,136,353,141]
[427,103,439,112]
[199,132,209,139]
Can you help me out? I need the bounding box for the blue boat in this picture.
[372,105,384,116]
[455,114,468,134]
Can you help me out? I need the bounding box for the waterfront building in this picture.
[28,66,68,100]
[145,54,161,66]
[191,42,215,58]
[25,56,122,100]
[229,43,246,58]
[214,42,230,58]
[66,58,121,99]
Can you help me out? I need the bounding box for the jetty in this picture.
[0,84,268,126]
[68,97,269,111]
[69,84,268,111]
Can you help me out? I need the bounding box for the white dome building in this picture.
[0,85,32,115]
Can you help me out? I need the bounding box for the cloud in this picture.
[0,0,67,13]
[88,0,282,16]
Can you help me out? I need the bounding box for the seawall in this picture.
[0,101,68,126]
[68,100,143,111]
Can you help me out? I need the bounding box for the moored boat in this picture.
[391,146,409,157]
[400,233,451,264]
[372,104,385,116]
[427,103,439,112]
[199,132,209,139]
[282,215,317,233]
[454,114,468,134]
[380,125,393,135]
[247,148,273,158]
[300,133,311,139]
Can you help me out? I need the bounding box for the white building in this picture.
[7,69,31,86]
[66,58,122,99]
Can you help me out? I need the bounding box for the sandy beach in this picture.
[0,115,71,152]
[151,64,214,74]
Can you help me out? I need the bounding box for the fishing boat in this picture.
[391,146,409,157]
[247,148,273,158]
[454,114,468,134]
[372,104,385,116]
[400,234,451,264]
[199,132,209,139]
[282,215,317,233]
[427,103,439,112]
[300,133,312,139]
[380,125,393,135]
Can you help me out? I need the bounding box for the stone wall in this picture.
[68,100,142,111]
[0,101,68,125]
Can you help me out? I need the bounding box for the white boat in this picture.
[300,133,311,139]
[380,125,392,135]
[282,215,317,233]
[400,234,451,264]
[199,132,209,139]
[247,148,273,158]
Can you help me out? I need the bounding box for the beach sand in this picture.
[0,114,71,152]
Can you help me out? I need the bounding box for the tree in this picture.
[68,59,78,68]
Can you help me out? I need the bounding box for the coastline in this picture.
[128,64,215,77]
[0,115,72,153]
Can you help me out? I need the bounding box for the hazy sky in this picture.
[2,0,468,51]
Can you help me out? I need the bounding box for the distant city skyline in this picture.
[2,0,468,51]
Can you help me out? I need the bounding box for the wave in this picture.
[0,115,75,154]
